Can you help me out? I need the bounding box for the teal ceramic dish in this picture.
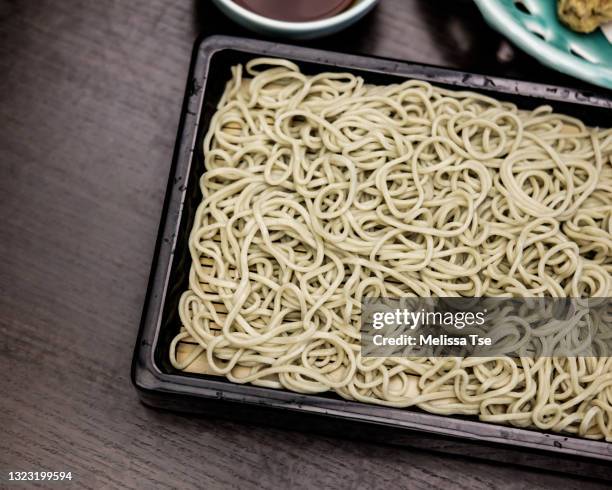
[474,0,612,89]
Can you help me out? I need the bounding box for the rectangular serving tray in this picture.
[132,35,612,478]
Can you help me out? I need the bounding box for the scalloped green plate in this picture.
[474,0,612,89]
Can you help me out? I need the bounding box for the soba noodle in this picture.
[170,58,612,440]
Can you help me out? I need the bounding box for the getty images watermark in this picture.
[361,298,612,358]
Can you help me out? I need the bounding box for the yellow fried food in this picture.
[558,0,612,33]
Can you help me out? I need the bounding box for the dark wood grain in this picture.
[0,1,609,488]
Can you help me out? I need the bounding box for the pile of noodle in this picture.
[170,59,612,440]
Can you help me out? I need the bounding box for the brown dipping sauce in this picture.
[232,0,355,22]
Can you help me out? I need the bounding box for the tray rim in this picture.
[131,34,612,463]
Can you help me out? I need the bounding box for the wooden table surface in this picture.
[1,1,609,488]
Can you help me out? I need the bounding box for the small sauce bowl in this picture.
[211,0,380,40]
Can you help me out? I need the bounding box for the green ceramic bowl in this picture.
[474,0,612,89]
